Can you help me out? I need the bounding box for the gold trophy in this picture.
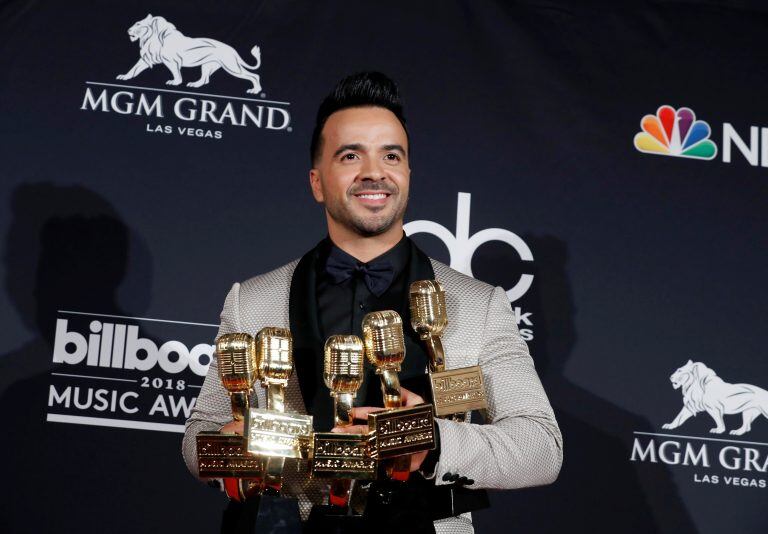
[362,311,436,481]
[409,280,488,420]
[311,335,376,507]
[246,327,313,494]
[196,333,264,501]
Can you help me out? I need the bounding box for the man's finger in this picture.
[400,386,424,406]
[331,424,369,434]
[350,406,385,420]
[220,420,245,435]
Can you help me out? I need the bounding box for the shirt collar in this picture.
[319,232,411,281]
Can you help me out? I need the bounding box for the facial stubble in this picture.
[325,188,409,237]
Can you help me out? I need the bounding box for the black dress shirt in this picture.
[313,234,441,532]
[315,234,425,407]
[316,234,442,474]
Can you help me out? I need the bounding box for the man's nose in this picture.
[358,157,387,181]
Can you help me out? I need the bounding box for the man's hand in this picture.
[331,386,428,472]
[220,420,244,435]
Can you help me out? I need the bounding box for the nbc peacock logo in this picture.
[634,105,717,160]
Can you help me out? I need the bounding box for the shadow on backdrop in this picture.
[0,184,200,534]
[1,183,152,393]
[468,235,697,534]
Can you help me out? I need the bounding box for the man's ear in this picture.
[309,169,324,203]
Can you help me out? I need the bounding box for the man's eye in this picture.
[341,153,358,161]
[385,153,400,161]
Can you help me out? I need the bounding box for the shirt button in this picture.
[359,303,365,310]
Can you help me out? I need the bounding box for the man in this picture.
[183,72,562,533]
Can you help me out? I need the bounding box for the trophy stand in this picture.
[361,311,437,527]
[409,280,489,420]
[196,333,264,502]
[307,335,374,532]
[244,327,308,534]
[207,329,308,534]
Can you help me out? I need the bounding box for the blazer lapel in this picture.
[398,240,436,382]
[288,245,333,430]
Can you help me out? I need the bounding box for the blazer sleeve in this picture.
[181,282,243,479]
[432,285,563,489]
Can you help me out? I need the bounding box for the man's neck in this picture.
[327,221,404,263]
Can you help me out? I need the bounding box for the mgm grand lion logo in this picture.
[663,360,768,436]
[117,14,263,94]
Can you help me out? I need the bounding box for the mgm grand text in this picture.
[81,87,291,130]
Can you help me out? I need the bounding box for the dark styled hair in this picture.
[309,71,409,166]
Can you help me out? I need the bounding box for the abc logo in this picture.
[405,192,534,302]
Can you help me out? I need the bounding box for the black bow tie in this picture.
[325,247,395,297]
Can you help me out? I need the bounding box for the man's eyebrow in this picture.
[332,143,364,157]
[382,144,406,155]
[332,143,407,158]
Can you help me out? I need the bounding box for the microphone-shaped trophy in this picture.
[409,280,488,420]
[362,311,436,481]
[246,327,313,495]
[196,333,264,501]
[311,335,376,507]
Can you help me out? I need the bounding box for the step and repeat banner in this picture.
[1,1,766,533]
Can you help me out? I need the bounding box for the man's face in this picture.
[309,106,410,237]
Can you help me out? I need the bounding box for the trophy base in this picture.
[430,366,488,417]
[305,505,366,534]
[221,494,302,534]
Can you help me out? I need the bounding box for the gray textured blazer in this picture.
[183,255,562,534]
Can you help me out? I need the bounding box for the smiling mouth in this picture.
[354,193,390,200]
